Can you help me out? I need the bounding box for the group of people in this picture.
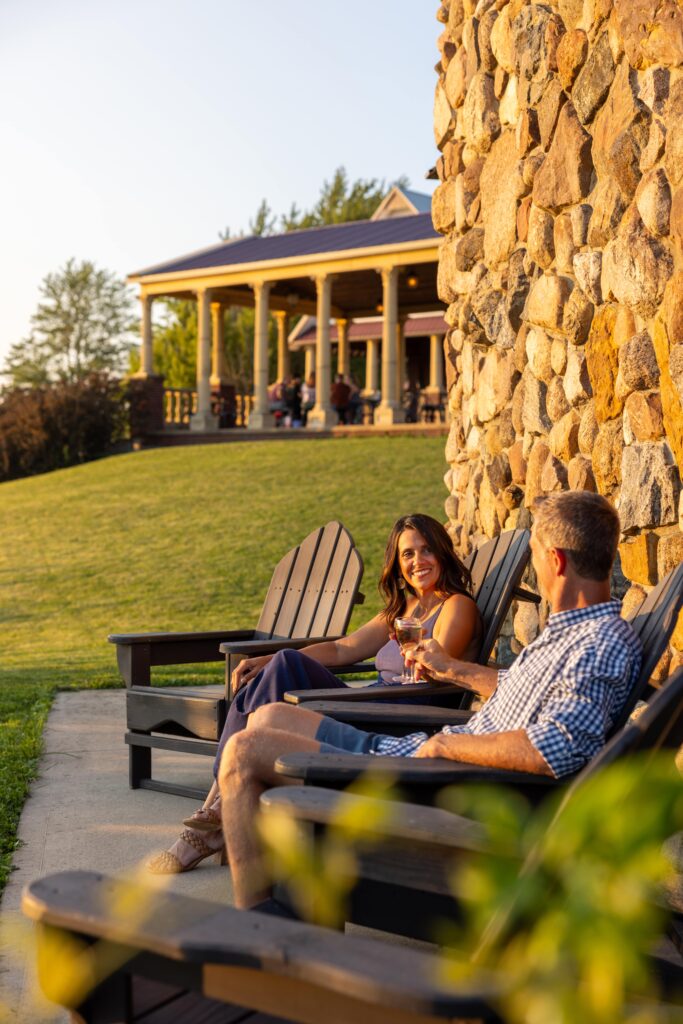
[268,372,367,427]
[148,491,643,915]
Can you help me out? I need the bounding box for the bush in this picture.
[0,374,127,481]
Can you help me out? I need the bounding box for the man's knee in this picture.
[219,729,258,786]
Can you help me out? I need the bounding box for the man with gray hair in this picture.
[218,491,642,908]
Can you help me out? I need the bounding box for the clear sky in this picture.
[0,1,438,368]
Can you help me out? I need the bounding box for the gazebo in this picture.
[129,187,442,431]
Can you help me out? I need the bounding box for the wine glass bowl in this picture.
[393,615,424,683]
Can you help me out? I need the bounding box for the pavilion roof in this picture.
[130,213,438,280]
[290,312,448,346]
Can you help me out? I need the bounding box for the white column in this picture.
[248,281,274,429]
[429,333,445,389]
[274,311,291,382]
[374,267,404,425]
[363,338,379,394]
[307,275,336,430]
[190,288,218,431]
[396,316,407,398]
[336,318,350,377]
[304,344,315,381]
[136,294,153,376]
[210,303,228,386]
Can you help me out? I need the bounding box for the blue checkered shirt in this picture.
[372,601,642,778]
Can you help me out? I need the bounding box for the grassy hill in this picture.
[0,435,449,885]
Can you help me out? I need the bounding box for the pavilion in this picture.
[128,187,443,431]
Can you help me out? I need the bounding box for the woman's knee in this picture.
[248,702,297,732]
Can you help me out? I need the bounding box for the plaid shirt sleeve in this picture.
[525,644,635,778]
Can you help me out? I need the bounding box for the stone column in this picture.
[210,303,228,386]
[363,338,379,394]
[374,267,404,425]
[137,294,154,376]
[304,345,315,381]
[336,318,350,377]
[190,288,218,431]
[274,311,291,382]
[429,333,445,389]
[248,281,274,429]
[307,275,336,430]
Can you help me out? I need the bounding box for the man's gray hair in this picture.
[532,492,620,581]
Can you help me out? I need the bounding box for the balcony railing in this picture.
[163,387,253,429]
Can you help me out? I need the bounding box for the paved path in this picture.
[0,690,232,1023]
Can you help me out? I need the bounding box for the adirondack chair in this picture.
[273,561,683,802]
[281,527,537,709]
[110,521,364,798]
[22,670,683,1024]
[263,666,683,942]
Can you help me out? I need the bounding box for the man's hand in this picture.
[413,734,446,758]
[406,638,455,682]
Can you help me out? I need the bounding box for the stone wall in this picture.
[433,0,683,667]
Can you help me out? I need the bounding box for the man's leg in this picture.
[218,712,323,908]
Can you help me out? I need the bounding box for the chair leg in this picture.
[129,741,152,790]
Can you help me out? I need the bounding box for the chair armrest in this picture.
[285,680,466,705]
[274,751,561,798]
[260,786,490,853]
[109,629,256,687]
[219,635,341,656]
[21,871,503,1020]
[219,636,343,699]
[296,702,473,732]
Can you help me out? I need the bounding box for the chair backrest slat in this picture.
[254,548,300,637]
[609,563,683,735]
[323,546,364,636]
[289,523,345,637]
[474,530,531,664]
[256,522,364,641]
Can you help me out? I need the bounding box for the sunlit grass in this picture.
[0,435,448,891]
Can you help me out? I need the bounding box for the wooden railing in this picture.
[163,388,254,429]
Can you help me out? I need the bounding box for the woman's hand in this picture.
[231,655,271,692]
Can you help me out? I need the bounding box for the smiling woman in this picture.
[148,512,482,874]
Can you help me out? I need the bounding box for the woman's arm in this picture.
[232,613,390,690]
[432,593,481,660]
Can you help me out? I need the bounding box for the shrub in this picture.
[0,374,127,481]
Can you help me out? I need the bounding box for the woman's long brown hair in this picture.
[378,514,473,624]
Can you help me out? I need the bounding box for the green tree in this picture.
[4,259,137,386]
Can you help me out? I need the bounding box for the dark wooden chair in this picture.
[283,527,537,709]
[273,562,683,801]
[110,521,364,798]
[263,666,683,941]
[22,670,683,1024]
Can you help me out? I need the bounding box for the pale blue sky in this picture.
[0,1,438,366]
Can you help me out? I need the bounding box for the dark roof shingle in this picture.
[131,214,439,278]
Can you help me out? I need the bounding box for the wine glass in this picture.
[393,616,424,683]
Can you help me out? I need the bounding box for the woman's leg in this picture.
[212,650,347,778]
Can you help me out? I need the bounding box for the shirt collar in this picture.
[544,600,622,636]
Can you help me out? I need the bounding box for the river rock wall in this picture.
[433,0,683,666]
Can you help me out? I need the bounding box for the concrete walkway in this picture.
[0,690,233,1023]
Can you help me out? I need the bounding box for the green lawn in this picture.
[0,435,448,888]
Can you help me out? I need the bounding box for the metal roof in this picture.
[131,213,439,279]
[402,189,433,213]
[292,313,448,346]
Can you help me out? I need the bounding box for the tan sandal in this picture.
[182,803,222,833]
[146,828,227,875]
